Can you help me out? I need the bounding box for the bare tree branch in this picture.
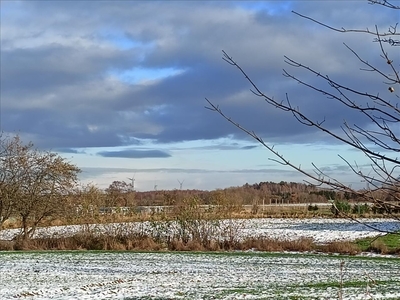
[206,2,400,228]
[368,0,400,10]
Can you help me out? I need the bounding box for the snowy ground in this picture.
[1,218,400,299]
[0,251,399,299]
[237,218,400,243]
[1,218,400,244]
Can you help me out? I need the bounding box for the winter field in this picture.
[1,218,400,299]
[0,251,399,299]
[1,218,400,244]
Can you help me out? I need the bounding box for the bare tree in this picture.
[0,134,31,228]
[105,180,134,207]
[206,1,400,229]
[74,183,105,220]
[0,134,80,239]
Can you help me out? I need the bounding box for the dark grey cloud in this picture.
[168,142,259,151]
[1,0,395,151]
[318,165,352,173]
[97,149,171,159]
[55,148,85,154]
[241,145,258,150]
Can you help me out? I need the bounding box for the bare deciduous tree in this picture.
[206,1,400,229]
[106,180,134,208]
[0,134,80,239]
[73,183,105,221]
[0,134,31,228]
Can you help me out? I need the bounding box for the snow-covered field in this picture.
[1,218,400,244]
[1,218,400,299]
[0,251,399,299]
[238,218,400,243]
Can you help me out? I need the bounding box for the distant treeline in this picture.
[131,181,363,207]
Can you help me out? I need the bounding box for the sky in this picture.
[1,1,399,191]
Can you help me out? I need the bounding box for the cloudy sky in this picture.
[1,1,398,191]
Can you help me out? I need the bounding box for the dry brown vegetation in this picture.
[318,241,360,255]
[1,183,398,254]
[0,232,365,255]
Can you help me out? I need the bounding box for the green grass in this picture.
[355,232,400,253]
[300,279,399,289]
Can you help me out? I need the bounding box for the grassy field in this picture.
[356,232,400,254]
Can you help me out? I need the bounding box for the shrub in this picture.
[369,240,389,254]
[239,237,314,252]
[318,241,360,255]
[331,200,351,216]
[352,203,370,215]
[0,240,14,251]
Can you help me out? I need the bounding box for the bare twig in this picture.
[206,2,400,225]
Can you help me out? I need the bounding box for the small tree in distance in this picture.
[206,0,399,229]
[106,180,134,207]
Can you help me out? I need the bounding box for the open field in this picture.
[1,218,399,244]
[1,218,399,299]
[0,251,399,299]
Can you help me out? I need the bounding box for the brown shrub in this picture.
[318,241,360,255]
[6,233,166,251]
[130,237,162,251]
[186,240,204,251]
[280,238,315,252]
[219,239,239,251]
[170,239,187,251]
[207,240,221,251]
[240,237,282,251]
[369,240,389,254]
[104,238,126,251]
[0,240,14,250]
[239,237,314,252]
[15,236,81,251]
[13,238,29,251]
